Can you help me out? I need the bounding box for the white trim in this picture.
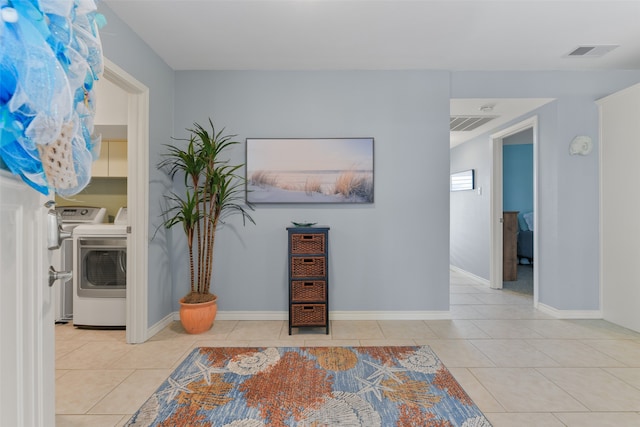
[169,310,452,322]
[147,312,175,339]
[536,302,602,320]
[532,118,540,305]
[217,311,289,321]
[449,265,490,287]
[598,97,605,319]
[103,59,150,344]
[170,311,288,321]
[489,127,504,289]
[331,311,451,320]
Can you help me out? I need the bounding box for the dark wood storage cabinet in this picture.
[503,211,519,281]
[287,226,329,334]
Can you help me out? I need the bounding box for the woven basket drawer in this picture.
[291,304,326,326]
[291,281,326,302]
[291,233,325,254]
[291,257,326,278]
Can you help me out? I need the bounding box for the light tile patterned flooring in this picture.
[55,270,640,426]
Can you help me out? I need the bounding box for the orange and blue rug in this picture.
[126,345,491,426]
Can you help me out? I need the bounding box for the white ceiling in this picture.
[102,0,640,145]
[103,0,640,71]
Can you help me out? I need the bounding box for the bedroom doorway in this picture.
[501,128,534,296]
[489,117,539,304]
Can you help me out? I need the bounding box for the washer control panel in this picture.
[56,206,106,224]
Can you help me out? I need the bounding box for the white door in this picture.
[599,83,640,333]
[0,171,55,426]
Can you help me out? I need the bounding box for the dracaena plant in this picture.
[159,119,254,304]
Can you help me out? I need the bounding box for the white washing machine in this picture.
[52,206,106,323]
[72,208,128,328]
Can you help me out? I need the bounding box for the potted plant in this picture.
[159,119,254,334]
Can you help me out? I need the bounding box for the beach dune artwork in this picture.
[246,138,374,204]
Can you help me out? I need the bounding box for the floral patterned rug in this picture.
[125,346,491,427]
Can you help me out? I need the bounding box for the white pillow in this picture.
[523,212,534,231]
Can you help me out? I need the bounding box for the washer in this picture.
[114,206,127,225]
[72,218,127,328]
[52,206,106,323]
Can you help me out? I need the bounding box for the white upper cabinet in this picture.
[92,77,129,178]
[92,140,128,178]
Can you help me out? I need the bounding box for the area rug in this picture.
[125,346,491,427]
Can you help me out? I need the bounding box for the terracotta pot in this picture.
[179,296,218,334]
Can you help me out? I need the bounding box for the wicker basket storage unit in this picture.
[287,226,329,334]
[291,304,326,326]
[291,281,326,302]
[291,257,326,278]
[291,233,325,254]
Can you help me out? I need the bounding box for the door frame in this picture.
[490,116,539,303]
[102,59,150,343]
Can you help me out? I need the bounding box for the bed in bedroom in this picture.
[517,211,534,263]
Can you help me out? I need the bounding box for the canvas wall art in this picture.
[246,138,374,204]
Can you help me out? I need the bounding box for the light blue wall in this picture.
[451,71,640,311]
[503,130,533,214]
[172,71,452,312]
[98,5,175,326]
[99,8,640,318]
[450,136,491,279]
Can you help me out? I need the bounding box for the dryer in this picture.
[72,222,127,328]
[52,206,106,323]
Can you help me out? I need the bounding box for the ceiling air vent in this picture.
[566,45,619,58]
[450,116,497,132]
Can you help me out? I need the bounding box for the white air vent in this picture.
[565,45,619,58]
[450,116,497,132]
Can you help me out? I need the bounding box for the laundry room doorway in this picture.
[102,59,150,344]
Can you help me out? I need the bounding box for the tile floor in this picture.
[55,270,640,426]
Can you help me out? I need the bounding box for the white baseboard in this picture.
[169,311,288,321]
[449,265,491,287]
[330,311,451,320]
[217,311,289,321]
[146,312,176,339]
[536,302,602,319]
[167,310,451,322]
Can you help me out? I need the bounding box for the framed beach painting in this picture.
[246,138,374,204]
